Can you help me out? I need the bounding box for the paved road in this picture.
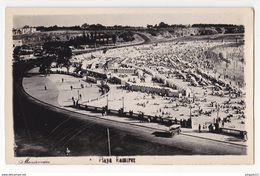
[20,72,247,155]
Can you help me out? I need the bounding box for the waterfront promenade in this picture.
[19,68,248,155]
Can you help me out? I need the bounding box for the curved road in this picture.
[17,72,247,155]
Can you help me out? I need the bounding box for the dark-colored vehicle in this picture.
[166,124,181,137]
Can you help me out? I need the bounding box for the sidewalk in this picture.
[23,70,248,147]
[63,106,247,147]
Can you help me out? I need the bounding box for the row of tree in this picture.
[28,22,245,34]
[67,31,117,47]
[35,24,138,32]
[39,46,73,74]
[146,22,245,34]
[36,25,81,31]
[40,31,117,50]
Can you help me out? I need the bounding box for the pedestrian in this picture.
[45,85,47,90]
[102,107,104,116]
[72,97,74,101]
[199,124,201,132]
[243,132,248,141]
[65,147,70,156]
[62,78,64,83]
[13,143,18,156]
[70,86,73,90]
[79,94,82,100]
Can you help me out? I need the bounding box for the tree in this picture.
[39,56,54,75]
[83,31,86,38]
[57,47,72,72]
[106,35,109,45]
[74,63,82,74]
[81,23,89,29]
[216,27,226,34]
[158,22,169,28]
[147,24,153,29]
[112,35,117,45]
[13,46,22,61]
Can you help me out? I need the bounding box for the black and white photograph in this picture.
[5,7,254,165]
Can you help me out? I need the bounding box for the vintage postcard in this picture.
[5,7,254,165]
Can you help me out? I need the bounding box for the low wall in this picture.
[74,103,191,128]
[50,70,83,78]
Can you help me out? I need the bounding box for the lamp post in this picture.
[189,105,193,128]
[190,106,192,119]
[217,103,220,120]
[107,94,109,109]
[107,128,111,156]
[122,97,124,112]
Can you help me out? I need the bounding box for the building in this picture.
[108,67,136,74]
[153,73,191,97]
[13,39,23,47]
[12,27,37,35]
[166,79,191,97]
[125,82,180,97]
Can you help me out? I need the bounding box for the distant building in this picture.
[173,27,200,37]
[13,39,22,47]
[12,27,37,35]
[108,68,136,74]
[107,61,119,69]
[125,82,178,97]
[153,73,191,97]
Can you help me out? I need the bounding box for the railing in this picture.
[73,102,190,128]
[83,86,110,104]
[74,100,247,138]
[50,70,83,78]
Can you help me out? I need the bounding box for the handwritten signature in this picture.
[19,158,50,164]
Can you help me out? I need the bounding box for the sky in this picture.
[13,11,244,28]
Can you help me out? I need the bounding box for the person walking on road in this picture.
[45,85,47,90]
[65,147,70,156]
[199,124,201,133]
